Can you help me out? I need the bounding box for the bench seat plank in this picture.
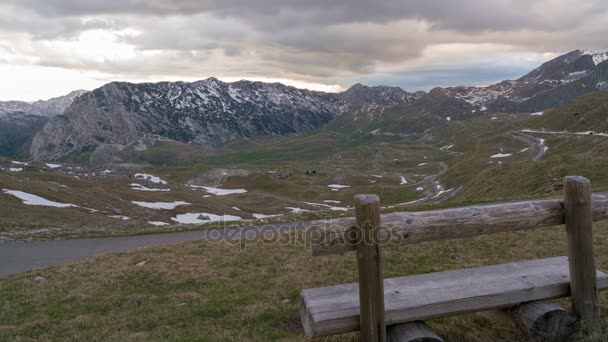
[300,256,608,337]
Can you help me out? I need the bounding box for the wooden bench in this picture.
[301,257,608,337]
[301,176,608,341]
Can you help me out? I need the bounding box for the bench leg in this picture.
[513,301,578,341]
[564,176,600,322]
[480,301,577,341]
[387,321,444,342]
[355,194,386,342]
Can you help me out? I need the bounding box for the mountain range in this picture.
[0,90,88,117]
[1,49,607,161]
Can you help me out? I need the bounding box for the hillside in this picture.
[527,91,608,133]
[0,113,49,157]
[438,49,608,113]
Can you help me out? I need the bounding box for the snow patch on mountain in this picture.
[582,49,608,65]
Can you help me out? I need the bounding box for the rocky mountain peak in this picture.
[340,83,423,106]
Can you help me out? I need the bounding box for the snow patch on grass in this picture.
[134,173,167,185]
[285,207,310,213]
[303,202,352,212]
[131,201,190,210]
[171,213,242,224]
[327,184,350,189]
[190,185,247,195]
[3,189,78,208]
[148,221,170,226]
[131,183,170,192]
[252,213,282,219]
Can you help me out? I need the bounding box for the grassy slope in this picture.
[433,112,608,204]
[528,91,608,132]
[2,222,608,341]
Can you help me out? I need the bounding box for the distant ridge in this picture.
[21,49,608,162]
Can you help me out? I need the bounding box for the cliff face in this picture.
[29,79,343,160]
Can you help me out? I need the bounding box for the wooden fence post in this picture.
[563,176,600,322]
[355,194,386,342]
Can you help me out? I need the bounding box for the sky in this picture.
[1,0,607,101]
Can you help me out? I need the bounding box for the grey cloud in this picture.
[10,0,608,32]
[2,0,608,90]
[0,4,126,40]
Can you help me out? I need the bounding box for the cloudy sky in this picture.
[1,0,607,101]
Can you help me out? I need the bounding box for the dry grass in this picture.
[2,221,608,341]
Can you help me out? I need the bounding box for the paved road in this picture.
[511,132,548,161]
[0,221,309,277]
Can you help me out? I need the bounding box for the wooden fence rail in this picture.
[309,193,608,256]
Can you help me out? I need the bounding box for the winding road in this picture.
[511,132,548,161]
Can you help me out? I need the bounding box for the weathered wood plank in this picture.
[309,194,608,256]
[387,321,444,342]
[564,177,600,321]
[300,257,608,337]
[355,194,386,342]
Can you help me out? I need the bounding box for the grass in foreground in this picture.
[2,221,608,341]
